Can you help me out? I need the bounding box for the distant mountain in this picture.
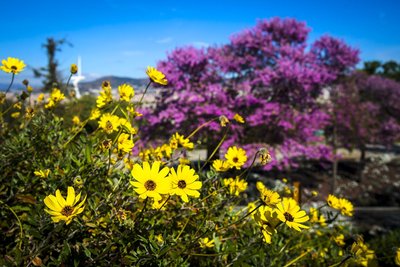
[79,76,149,93]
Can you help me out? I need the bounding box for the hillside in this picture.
[79,76,149,93]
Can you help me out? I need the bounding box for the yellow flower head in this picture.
[224,146,247,170]
[233,113,245,123]
[118,118,137,135]
[212,159,230,172]
[350,236,376,266]
[170,132,194,150]
[146,66,168,85]
[13,102,22,110]
[34,169,50,179]
[258,147,272,165]
[1,57,26,74]
[309,207,327,227]
[254,205,280,244]
[25,107,35,120]
[395,248,400,266]
[199,237,214,249]
[259,187,281,207]
[37,93,45,103]
[337,198,354,217]
[219,115,230,127]
[96,81,113,108]
[223,176,247,196]
[89,108,101,120]
[70,64,78,74]
[169,165,202,202]
[130,161,171,201]
[118,83,134,102]
[333,234,346,247]
[72,116,80,125]
[276,197,309,231]
[50,88,65,103]
[11,112,20,118]
[100,139,113,151]
[117,133,134,153]
[98,113,120,134]
[43,187,86,225]
[327,194,340,209]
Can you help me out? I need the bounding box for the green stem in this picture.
[187,117,219,139]
[5,73,15,95]
[158,195,170,211]
[218,202,262,231]
[1,201,23,249]
[328,255,352,267]
[134,198,148,225]
[63,119,89,148]
[138,81,152,105]
[283,249,310,267]
[4,73,15,106]
[199,125,230,172]
[65,73,72,94]
[238,151,260,179]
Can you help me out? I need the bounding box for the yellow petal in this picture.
[44,195,62,211]
[66,187,75,206]
[55,190,66,207]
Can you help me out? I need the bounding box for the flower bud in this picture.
[70,63,78,74]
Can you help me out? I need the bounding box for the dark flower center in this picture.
[284,212,294,222]
[102,81,109,87]
[145,180,156,191]
[105,121,113,131]
[178,180,187,189]
[232,157,239,163]
[11,65,17,71]
[61,206,74,216]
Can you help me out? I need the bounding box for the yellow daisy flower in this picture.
[233,113,245,123]
[223,176,247,196]
[118,83,134,102]
[89,108,101,120]
[259,187,281,207]
[72,116,80,125]
[118,118,137,135]
[11,112,20,118]
[350,237,376,266]
[169,165,202,202]
[43,187,86,225]
[117,133,134,153]
[327,194,340,209]
[34,169,50,179]
[199,237,214,248]
[337,198,354,217]
[395,248,400,266]
[37,93,45,103]
[50,88,65,103]
[1,57,26,74]
[276,197,309,231]
[130,161,171,201]
[309,207,327,227]
[212,159,230,172]
[224,146,247,170]
[98,113,120,134]
[96,81,112,108]
[333,234,346,247]
[170,132,194,150]
[146,66,168,85]
[254,205,280,244]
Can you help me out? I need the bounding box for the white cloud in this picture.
[156,37,173,44]
[121,50,145,57]
[191,41,210,48]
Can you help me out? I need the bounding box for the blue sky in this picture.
[1,0,400,85]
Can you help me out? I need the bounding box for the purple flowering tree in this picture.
[140,18,359,169]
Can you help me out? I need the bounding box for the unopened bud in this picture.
[70,64,78,74]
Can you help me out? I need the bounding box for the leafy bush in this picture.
[0,59,385,266]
